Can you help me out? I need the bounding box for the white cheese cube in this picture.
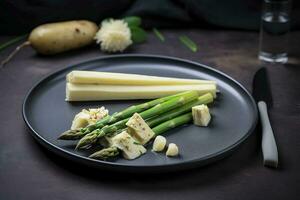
[192,104,211,126]
[152,136,167,152]
[126,113,155,145]
[166,143,179,157]
[98,132,118,148]
[112,131,146,160]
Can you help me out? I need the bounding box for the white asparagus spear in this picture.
[67,70,216,86]
[65,83,217,101]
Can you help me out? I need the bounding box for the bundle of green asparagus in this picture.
[90,112,194,160]
[58,90,214,160]
[59,91,186,140]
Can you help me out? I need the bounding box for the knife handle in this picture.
[258,101,278,168]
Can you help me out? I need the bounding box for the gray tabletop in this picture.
[0,30,299,200]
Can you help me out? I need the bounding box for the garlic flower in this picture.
[94,19,132,52]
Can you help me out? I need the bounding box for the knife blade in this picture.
[253,67,278,168]
[253,67,273,108]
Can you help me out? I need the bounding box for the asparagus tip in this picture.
[57,130,74,140]
[89,146,119,160]
[57,129,82,140]
[75,132,98,150]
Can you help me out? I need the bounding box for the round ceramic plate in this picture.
[23,54,257,173]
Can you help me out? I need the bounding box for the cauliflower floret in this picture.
[94,19,132,52]
[71,107,108,130]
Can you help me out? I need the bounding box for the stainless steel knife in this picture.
[253,67,278,168]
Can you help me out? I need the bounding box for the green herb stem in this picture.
[0,34,28,52]
[179,35,198,52]
[153,28,165,42]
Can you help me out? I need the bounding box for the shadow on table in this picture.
[28,43,138,62]
[25,124,264,190]
[284,63,300,69]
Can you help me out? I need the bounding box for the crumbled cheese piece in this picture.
[152,136,167,152]
[126,113,155,145]
[86,107,109,124]
[192,104,211,126]
[70,107,108,130]
[166,143,179,157]
[112,131,146,160]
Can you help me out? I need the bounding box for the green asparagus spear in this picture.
[58,91,186,140]
[76,90,199,149]
[58,129,87,140]
[89,146,119,160]
[58,115,111,140]
[147,93,213,127]
[152,112,192,135]
[89,112,193,160]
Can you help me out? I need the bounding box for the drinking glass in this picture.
[258,0,291,63]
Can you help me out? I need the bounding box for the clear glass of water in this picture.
[258,0,291,63]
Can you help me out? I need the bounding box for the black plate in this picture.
[23,54,257,173]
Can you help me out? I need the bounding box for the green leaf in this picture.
[123,16,141,27]
[130,26,147,43]
[153,28,165,42]
[179,35,198,52]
